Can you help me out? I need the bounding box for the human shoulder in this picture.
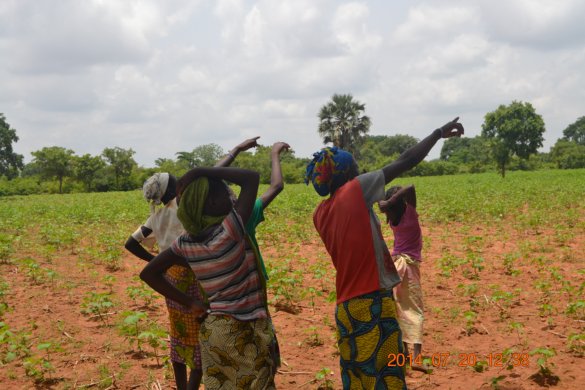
[356,170,385,204]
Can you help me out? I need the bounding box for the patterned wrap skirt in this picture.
[164,265,203,369]
[336,289,406,390]
[199,315,276,390]
[392,254,424,345]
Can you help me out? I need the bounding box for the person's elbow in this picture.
[124,236,136,251]
[139,265,155,285]
[271,181,284,195]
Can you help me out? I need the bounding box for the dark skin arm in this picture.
[178,167,260,226]
[139,248,207,317]
[124,226,155,262]
[215,137,290,209]
[259,142,290,208]
[215,137,260,168]
[382,117,464,184]
[383,185,416,209]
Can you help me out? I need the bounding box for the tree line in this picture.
[1,99,584,196]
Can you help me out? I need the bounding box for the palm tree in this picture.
[318,94,371,157]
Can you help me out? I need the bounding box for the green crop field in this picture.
[1,169,584,389]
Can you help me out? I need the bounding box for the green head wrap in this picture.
[177,177,226,236]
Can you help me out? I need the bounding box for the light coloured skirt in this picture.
[392,254,424,345]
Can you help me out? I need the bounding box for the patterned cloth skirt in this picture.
[164,265,203,369]
[392,254,424,345]
[336,290,406,390]
[199,315,276,390]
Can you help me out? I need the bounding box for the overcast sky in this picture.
[1,0,584,166]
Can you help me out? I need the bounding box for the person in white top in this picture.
[125,173,203,390]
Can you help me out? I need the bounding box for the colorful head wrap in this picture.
[177,177,226,236]
[305,146,355,196]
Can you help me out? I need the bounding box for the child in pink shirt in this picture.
[379,185,426,372]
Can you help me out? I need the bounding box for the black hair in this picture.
[384,186,402,200]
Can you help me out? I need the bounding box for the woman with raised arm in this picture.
[140,166,278,390]
[305,118,463,389]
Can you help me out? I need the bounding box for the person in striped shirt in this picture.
[140,166,277,390]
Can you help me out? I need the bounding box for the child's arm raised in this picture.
[391,185,417,209]
[382,118,463,184]
[259,142,290,209]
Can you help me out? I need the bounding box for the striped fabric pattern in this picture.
[171,210,267,321]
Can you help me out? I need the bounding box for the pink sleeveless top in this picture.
[390,203,422,261]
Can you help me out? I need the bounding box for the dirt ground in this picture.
[1,218,583,389]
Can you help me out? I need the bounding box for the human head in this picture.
[305,146,359,196]
[176,176,230,236]
[379,185,405,223]
[143,173,177,208]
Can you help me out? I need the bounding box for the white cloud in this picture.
[1,0,584,165]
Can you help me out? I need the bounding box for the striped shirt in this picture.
[171,209,267,321]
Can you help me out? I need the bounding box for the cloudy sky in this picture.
[1,0,584,166]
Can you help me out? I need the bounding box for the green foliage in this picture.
[562,116,585,145]
[357,134,417,171]
[81,291,115,325]
[318,93,370,157]
[482,101,545,177]
[30,146,75,193]
[102,147,138,190]
[176,143,224,168]
[440,136,493,173]
[550,139,585,169]
[74,154,106,191]
[530,347,556,375]
[0,113,24,179]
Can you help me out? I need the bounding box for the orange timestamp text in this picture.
[387,352,530,368]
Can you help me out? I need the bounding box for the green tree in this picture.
[74,154,105,192]
[176,143,224,168]
[0,113,24,179]
[481,101,545,177]
[30,146,75,193]
[440,136,492,173]
[318,94,371,157]
[102,147,137,190]
[357,134,418,172]
[550,139,585,169]
[562,116,585,145]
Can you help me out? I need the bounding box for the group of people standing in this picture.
[125,117,464,389]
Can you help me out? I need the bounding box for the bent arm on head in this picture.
[382,117,464,184]
[260,142,290,209]
[393,185,417,209]
[178,167,260,225]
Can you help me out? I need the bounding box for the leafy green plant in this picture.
[567,332,585,357]
[530,347,556,376]
[126,281,157,308]
[117,310,148,352]
[314,367,335,390]
[565,300,585,320]
[23,341,62,383]
[81,291,115,326]
[304,326,324,347]
[20,258,45,284]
